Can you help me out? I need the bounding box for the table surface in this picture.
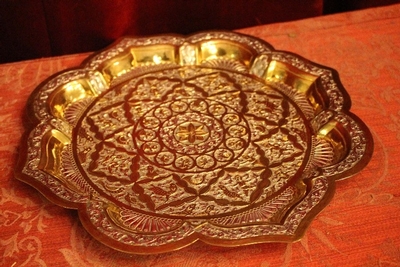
[1,4,400,266]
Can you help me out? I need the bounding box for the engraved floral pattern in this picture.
[76,67,309,220]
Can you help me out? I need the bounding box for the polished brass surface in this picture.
[16,31,373,254]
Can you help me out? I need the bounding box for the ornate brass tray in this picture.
[16,31,373,254]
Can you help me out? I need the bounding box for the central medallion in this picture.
[134,98,250,172]
[175,121,209,145]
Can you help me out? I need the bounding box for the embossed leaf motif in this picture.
[17,32,372,254]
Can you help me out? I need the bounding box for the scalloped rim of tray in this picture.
[16,31,373,254]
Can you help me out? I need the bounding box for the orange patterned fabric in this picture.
[1,4,400,266]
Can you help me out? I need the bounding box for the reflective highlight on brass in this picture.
[16,32,373,254]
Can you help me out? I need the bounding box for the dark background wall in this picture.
[0,0,398,63]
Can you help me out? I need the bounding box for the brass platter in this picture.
[16,31,373,254]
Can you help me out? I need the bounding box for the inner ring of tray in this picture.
[71,65,311,219]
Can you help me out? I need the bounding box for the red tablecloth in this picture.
[1,4,400,266]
